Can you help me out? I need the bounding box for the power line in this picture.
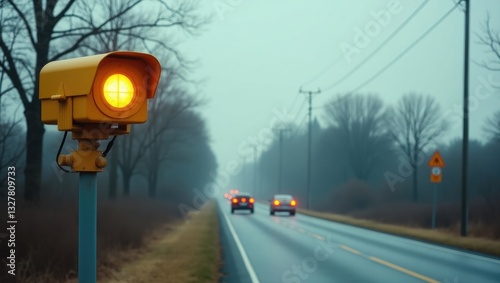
[348,3,459,93]
[301,56,343,87]
[322,0,430,92]
[283,93,307,130]
[289,91,301,113]
[316,2,459,109]
[293,97,307,120]
[282,96,308,130]
[301,0,429,88]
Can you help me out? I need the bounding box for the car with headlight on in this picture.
[270,194,297,216]
[231,193,255,214]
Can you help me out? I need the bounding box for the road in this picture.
[217,199,500,283]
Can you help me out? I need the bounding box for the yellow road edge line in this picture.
[369,256,440,283]
[340,245,362,255]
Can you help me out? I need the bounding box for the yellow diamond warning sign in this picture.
[428,150,445,167]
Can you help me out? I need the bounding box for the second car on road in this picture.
[231,193,255,214]
[270,194,297,216]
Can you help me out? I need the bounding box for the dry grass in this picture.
[0,197,180,283]
[348,201,500,239]
[103,201,221,283]
[298,208,500,257]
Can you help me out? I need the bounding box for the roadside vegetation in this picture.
[0,197,178,282]
[103,202,220,283]
[297,180,500,257]
[0,198,220,283]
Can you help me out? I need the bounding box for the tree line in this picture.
[240,92,500,210]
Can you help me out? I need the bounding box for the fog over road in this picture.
[217,199,500,283]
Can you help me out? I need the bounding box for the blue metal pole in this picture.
[432,184,437,229]
[79,172,97,283]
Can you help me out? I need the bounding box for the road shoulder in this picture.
[102,201,221,283]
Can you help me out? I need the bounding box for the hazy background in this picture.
[181,0,500,166]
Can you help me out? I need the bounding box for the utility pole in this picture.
[273,127,290,193]
[299,88,321,210]
[461,0,470,237]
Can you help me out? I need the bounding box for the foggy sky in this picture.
[181,0,500,168]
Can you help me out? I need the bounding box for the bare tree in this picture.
[114,122,162,197]
[72,0,196,199]
[0,60,25,192]
[0,0,204,201]
[388,93,449,202]
[324,94,392,181]
[114,85,202,197]
[477,13,500,72]
[0,101,25,191]
[75,0,144,199]
[484,110,500,143]
[141,92,205,198]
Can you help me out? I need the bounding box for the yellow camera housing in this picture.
[39,51,161,133]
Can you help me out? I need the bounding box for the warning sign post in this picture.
[428,151,445,229]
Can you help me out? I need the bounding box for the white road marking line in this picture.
[222,212,261,283]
